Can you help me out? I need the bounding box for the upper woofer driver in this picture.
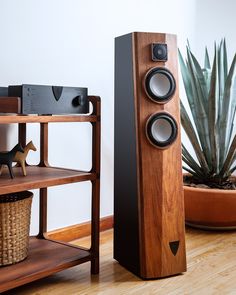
[145,67,176,103]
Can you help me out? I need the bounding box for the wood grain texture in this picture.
[38,187,48,238]
[0,237,91,293]
[18,123,27,148]
[4,228,236,295]
[0,114,97,124]
[0,166,96,194]
[39,122,49,167]
[133,32,186,278]
[0,97,21,113]
[0,96,101,291]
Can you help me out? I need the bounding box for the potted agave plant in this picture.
[179,40,236,230]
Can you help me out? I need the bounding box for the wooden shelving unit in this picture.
[0,96,101,293]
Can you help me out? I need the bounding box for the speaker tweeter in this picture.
[152,43,168,61]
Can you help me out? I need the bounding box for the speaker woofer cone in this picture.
[145,68,176,103]
[147,112,177,148]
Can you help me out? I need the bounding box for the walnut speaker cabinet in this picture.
[114,32,187,279]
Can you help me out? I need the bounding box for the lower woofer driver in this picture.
[146,112,178,148]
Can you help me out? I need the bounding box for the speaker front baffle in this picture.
[114,32,187,279]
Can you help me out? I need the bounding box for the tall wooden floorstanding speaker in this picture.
[114,32,187,279]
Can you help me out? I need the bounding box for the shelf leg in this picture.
[18,123,26,147]
[91,179,100,274]
[39,123,49,167]
[89,96,101,275]
[38,187,48,238]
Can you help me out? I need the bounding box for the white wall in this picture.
[0,0,196,234]
[194,0,236,61]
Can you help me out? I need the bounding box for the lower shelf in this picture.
[0,237,91,293]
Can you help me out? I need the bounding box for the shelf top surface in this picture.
[0,166,96,194]
[0,114,97,124]
[0,237,91,292]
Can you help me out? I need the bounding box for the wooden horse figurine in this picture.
[0,143,24,179]
[13,140,37,176]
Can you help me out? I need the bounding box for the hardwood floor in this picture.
[4,227,236,295]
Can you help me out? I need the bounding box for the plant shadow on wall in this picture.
[179,40,236,229]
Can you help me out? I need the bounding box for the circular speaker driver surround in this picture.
[145,68,176,103]
[146,112,178,148]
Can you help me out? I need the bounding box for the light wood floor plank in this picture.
[4,227,236,295]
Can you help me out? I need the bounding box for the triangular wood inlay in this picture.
[169,240,180,256]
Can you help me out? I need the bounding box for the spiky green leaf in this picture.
[220,134,236,177]
[180,100,209,173]
[183,165,198,177]
[182,144,205,177]
[218,53,236,169]
[186,48,212,166]
[189,50,208,112]
[208,45,219,173]
[204,47,211,69]
[223,39,228,81]
[178,49,193,102]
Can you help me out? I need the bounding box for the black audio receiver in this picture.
[6,84,89,115]
[0,87,8,97]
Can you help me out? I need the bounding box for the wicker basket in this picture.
[0,191,33,266]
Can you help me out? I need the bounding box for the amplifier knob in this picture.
[72,96,84,107]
